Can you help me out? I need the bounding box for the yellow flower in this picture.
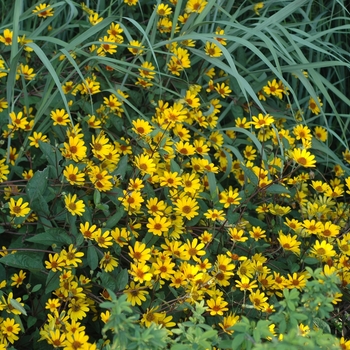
[123,281,148,306]
[132,118,153,136]
[218,313,239,334]
[182,238,206,260]
[236,276,258,292]
[310,240,336,261]
[290,148,316,168]
[130,262,153,283]
[134,154,156,175]
[277,231,301,255]
[51,108,70,126]
[204,209,225,221]
[1,318,21,344]
[293,124,312,141]
[9,197,31,217]
[308,96,323,114]
[253,2,264,16]
[204,42,222,57]
[249,289,269,311]
[263,79,283,99]
[147,215,171,236]
[45,253,65,272]
[157,3,173,16]
[62,136,87,162]
[16,64,36,81]
[10,270,26,288]
[8,111,28,130]
[0,29,13,46]
[32,3,54,18]
[314,126,327,142]
[64,193,85,216]
[128,40,144,55]
[250,113,274,129]
[60,244,84,267]
[175,197,199,220]
[206,296,228,316]
[185,0,208,13]
[63,164,85,186]
[215,82,232,98]
[98,35,118,55]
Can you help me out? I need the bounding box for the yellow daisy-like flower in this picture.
[314,126,327,142]
[132,118,153,136]
[128,40,144,55]
[277,231,301,255]
[1,317,21,344]
[293,124,312,141]
[8,111,29,130]
[62,136,87,162]
[310,240,336,261]
[185,0,208,13]
[263,79,284,99]
[250,113,274,129]
[134,154,156,175]
[51,109,70,126]
[63,164,85,186]
[308,96,323,115]
[215,82,232,98]
[28,132,48,148]
[0,29,13,46]
[123,281,148,306]
[64,193,85,216]
[9,197,31,217]
[204,209,225,221]
[32,3,54,18]
[290,148,316,168]
[157,3,172,16]
[206,296,228,316]
[175,196,199,220]
[204,42,222,57]
[147,215,171,236]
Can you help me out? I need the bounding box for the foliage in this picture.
[0,0,350,349]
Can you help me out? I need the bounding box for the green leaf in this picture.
[31,284,42,293]
[27,168,49,199]
[10,298,27,316]
[0,252,44,271]
[105,209,125,229]
[39,141,63,175]
[115,268,129,292]
[87,243,99,270]
[26,228,72,246]
[230,333,246,348]
[266,184,290,195]
[45,270,61,294]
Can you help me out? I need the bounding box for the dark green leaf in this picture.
[87,243,99,270]
[26,228,72,246]
[0,252,44,271]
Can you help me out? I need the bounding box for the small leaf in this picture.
[87,243,99,270]
[10,298,27,316]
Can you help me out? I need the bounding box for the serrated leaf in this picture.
[26,228,72,246]
[0,252,44,271]
[29,192,51,216]
[27,168,49,199]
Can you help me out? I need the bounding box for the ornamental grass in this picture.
[0,1,350,349]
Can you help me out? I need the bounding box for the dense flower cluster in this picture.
[0,1,349,349]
